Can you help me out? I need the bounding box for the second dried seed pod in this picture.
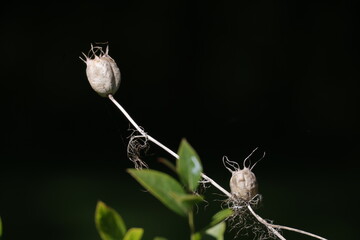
[223,149,264,201]
[230,167,258,201]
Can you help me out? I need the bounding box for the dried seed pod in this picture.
[223,149,264,201]
[80,44,121,97]
[230,167,258,201]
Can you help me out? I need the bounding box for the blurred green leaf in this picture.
[127,169,188,216]
[205,222,226,240]
[197,208,232,238]
[153,237,167,240]
[172,194,204,209]
[123,228,144,240]
[95,201,127,240]
[177,139,203,191]
[207,209,233,229]
[191,232,202,240]
[157,157,176,173]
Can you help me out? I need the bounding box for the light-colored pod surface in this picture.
[230,168,258,201]
[85,55,121,97]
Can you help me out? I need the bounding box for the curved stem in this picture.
[267,223,327,240]
[247,205,327,240]
[108,94,327,240]
[188,210,195,234]
[109,94,232,197]
[109,94,178,159]
[200,173,232,198]
[247,205,286,240]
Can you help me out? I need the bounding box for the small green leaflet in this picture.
[123,228,144,240]
[128,169,191,216]
[191,232,202,240]
[177,139,203,191]
[95,201,127,240]
[206,208,233,229]
[194,208,233,239]
[205,222,226,240]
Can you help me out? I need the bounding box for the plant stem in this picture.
[247,205,286,240]
[188,210,195,235]
[268,223,327,240]
[247,205,327,240]
[200,173,232,198]
[108,94,232,198]
[108,94,178,159]
[107,94,327,240]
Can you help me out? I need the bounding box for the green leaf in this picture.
[123,228,144,240]
[191,232,202,240]
[207,209,233,229]
[205,222,226,240]
[172,194,204,209]
[157,157,176,173]
[128,169,189,216]
[199,208,232,236]
[95,201,127,240]
[177,139,203,191]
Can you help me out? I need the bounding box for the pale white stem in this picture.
[200,173,232,198]
[247,205,287,240]
[108,94,231,198]
[267,224,327,240]
[108,94,326,240]
[247,205,328,240]
[108,94,145,135]
[109,94,179,159]
[147,135,179,159]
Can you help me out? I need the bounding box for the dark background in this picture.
[1,1,359,239]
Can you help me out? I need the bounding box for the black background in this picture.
[1,1,359,239]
